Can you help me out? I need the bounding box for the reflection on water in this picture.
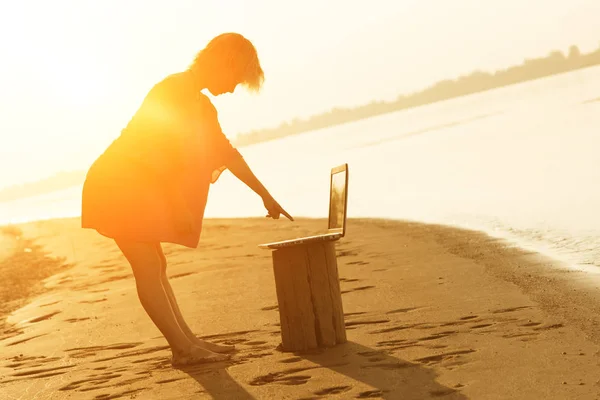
[0,185,83,224]
[2,66,600,270]
[358,112,499,149]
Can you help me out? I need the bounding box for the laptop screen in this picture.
[328,167,347,232]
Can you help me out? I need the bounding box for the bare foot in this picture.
[171,345,230,367]
[196,339,236,353]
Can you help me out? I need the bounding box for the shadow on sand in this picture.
[175,360,255,400]
[177,340,467,399]
[301,341,468,399]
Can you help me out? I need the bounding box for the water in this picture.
[2,66,600,270]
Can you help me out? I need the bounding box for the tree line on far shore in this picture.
[2,44,599,202]
[234,43,600,147]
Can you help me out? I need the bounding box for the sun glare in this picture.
[46,63,113,110]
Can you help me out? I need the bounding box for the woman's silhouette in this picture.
[81,33,292,366]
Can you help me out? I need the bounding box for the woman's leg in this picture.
[115,240,229,365]
[155,244,235,353]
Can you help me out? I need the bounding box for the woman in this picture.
[81,33,293,366]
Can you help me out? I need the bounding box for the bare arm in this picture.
[226,153,293,221]
[197,94,292,221]
[226,153,271,199]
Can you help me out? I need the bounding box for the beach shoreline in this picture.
[0,226,71,341]
[2,217,600,399]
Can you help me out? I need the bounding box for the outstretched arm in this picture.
[196,94,293,221]
[226,153,270,198]
[226,154,294,221]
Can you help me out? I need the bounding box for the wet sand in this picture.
[1,217,600,399]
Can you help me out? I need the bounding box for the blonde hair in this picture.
[191,33,264,92]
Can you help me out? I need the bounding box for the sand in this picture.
[1,217,600,399]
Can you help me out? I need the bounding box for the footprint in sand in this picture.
[344,312,367,317]
[0,326,24,341]
[6,333,47,346]
[502,332,538,339]
[386,307,421,315]
[156,377,185,384]
[22,310,62,324]
[375,338,420,350]
[4,355,61,370]
[520,321,542,327]
[415,324,438,330]
[356,389,387,398]
[345,319,389,329]
[249,366,316,386]
[533,323,564,331]
[64,342,149,360]
[470,323,494,330]
[236,351,274,364]
[414,349,476,367]
[59,372,148,395]
[492,306,532,314]
[314,385,353,395]
[88,288,110,293]
[341,285,376,294]
[39,300,61,308]
[375,329,459,351]
[79,298,107,304]
[280,357,303,364]
[369,323,422,334]
[169,272,197,279]
[347,261,370,266]
[66,342,143,353]
[430,388,460,397]
[198,330,259,346]
[57,276,74,284]
[59,373,123,391]
[64,317,91,323]
[93,345,171,364]
[416,330,458,342]
[4,365,76,383]
[85,388,143,399]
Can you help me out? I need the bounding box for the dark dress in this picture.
[81,71,240,248]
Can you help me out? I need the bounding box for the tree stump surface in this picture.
[271,241,347,352]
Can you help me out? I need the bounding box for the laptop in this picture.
[259,163,349,250]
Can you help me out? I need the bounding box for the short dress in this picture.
[81,71,240,248]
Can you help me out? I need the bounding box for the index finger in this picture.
[281,208,294,221]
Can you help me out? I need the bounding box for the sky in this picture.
[0,0,599,189]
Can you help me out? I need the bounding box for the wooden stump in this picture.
[271,241,347,352]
